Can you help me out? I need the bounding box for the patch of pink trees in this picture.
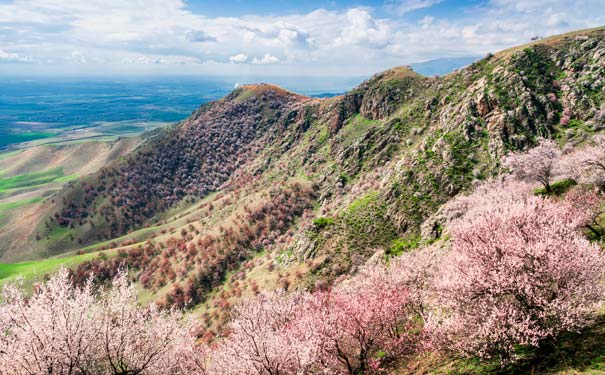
[0,269,201,375]
[210,264,420,375]
[430,194,605,360]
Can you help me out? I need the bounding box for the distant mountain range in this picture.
[410,55,481,76]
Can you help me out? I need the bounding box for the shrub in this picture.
[312,216,334,230]
[386,234,421,258]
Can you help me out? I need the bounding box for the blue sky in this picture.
[184,0,483,18]
[0,0,604,76]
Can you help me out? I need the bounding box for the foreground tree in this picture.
[432,195,605,360]
[0,272,99,375]
[562,135,605,191]
[564,187,605,241]
[503,138,562,193]
[314,266,418,374]
[209,292,322,375]
[0,269,201,375]
[210,264,417,375]
[95,275,198,375]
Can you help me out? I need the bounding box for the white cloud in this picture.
[0,49,31,62]
[229,53,248,63]
[116,51,202,65]
[252,53,280,64]
[186,30,217,43]
[334,8,391,48]
[0,0,604,75]
[70,50,87,63]
[419,16,435,28]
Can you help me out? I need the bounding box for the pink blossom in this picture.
[503,138,563,193]
[0,269,202,375]
[430,195,605,360]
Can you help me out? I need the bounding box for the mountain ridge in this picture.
[0,28,604,333]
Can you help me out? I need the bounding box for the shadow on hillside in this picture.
[503,315,605,375]
[401,315,605,375]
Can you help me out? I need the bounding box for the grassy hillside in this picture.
[0,251,105,291]
[0,26,603,374]
[0,28,604,371]
[0,137,140,262]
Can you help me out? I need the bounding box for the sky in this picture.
[1,0,604,77]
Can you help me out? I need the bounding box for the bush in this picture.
[312,217,334,230]
[386,234,421,258]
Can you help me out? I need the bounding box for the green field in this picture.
[0,197,43,215]
[0,132,56,149]
[0,167,77,195]
[0,251,105,290]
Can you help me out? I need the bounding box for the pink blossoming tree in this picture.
[210,264,419,375]
[503,138,562,193]
[562,135,605,191]
[0,269,202,375]
[431,195,605,360]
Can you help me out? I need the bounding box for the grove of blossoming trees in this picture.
[0,269,202,375]
[207,263,421,375]
[503,138,562,193]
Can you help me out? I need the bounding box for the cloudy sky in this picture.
[1,0,604,76]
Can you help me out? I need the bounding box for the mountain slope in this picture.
[1,27,604,330]
[0,138,140,262]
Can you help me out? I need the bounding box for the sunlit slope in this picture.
[0,138,140,262]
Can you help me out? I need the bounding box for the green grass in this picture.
[45,225,71,242]
[0,197,42,213]
[0,251,104,291]
[0,167,67,193]
[386,234,421,258]
[55,173,79,183]
[313,217,335,230]
[338,114,381,149]
[534,178,578,197]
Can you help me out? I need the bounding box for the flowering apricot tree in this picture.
[432,195,605,360]
[0,269,201,375]
[314,266,417,374]
[503,138,562,193]
[210,264,417,375]
[209,292,323,375]
[562,135,605,191]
